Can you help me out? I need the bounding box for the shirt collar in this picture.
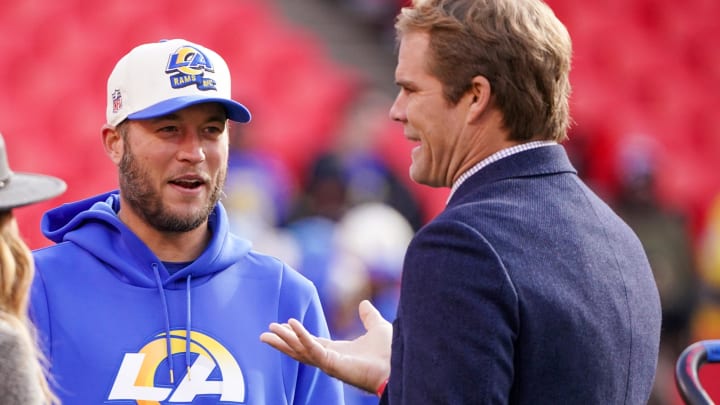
[447,140,557,203]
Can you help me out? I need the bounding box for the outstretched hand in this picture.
[260,299,392,394]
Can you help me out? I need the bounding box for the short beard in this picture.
[118,137,225,233]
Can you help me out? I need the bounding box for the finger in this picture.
[287,319,333,366]
[259,332,297,356]
[287,320,327,354]
[268,321,308,351]
[268,322,294,335]
[358,300,389,330]
[288,319,317,345]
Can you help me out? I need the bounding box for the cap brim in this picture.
[127,96,251,123]
[0,173,67,210]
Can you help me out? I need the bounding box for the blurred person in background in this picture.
[279,87,419,404]
[283,88,424,327]
[328,202,412,333]
[324,202,413,405]
[325,88,424,231]
[288,88,423,230]
[223,123,301,267]
[0,133,65,404]
[261,0,662,403]
[29,39,343,404]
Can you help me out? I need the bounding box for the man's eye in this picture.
[205,126,224,135]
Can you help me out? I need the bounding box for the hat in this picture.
[0,134,66,210]
[106,39,251,126]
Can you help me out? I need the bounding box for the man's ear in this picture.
[467,75,492,123]
[102,124,123,165]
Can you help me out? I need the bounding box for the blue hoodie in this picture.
[30,191,344,405]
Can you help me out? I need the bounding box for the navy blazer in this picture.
[382,145,661,404]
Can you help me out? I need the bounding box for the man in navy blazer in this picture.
[261,0,662,403]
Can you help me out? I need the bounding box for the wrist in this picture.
[376,378,389,397]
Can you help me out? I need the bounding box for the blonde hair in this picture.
[0,211,59,405]
[396,0,573,142]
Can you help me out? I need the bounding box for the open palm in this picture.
[260,300,392,393]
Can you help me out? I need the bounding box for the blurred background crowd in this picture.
[1,0,718,403]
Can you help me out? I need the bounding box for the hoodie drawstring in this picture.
[152,263,175,384]
[185,274,192,381]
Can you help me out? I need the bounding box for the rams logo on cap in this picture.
[166,46,217,91]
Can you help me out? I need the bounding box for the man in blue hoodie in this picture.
[30,39,344,404]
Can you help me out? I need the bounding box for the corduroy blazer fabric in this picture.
[381,145,661,404]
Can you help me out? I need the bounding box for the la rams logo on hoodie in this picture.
[108,330,245,403]
[165,46,216,91]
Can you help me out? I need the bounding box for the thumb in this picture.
[359,300,388,330]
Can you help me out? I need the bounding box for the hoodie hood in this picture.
[41,190,252,289]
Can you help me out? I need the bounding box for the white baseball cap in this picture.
[106,39,251,126]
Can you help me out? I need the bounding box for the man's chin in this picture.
[153,202,211,230]
[151,213,208,233]
[409,166,431,187]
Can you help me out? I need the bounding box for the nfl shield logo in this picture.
[112,89,122,113]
